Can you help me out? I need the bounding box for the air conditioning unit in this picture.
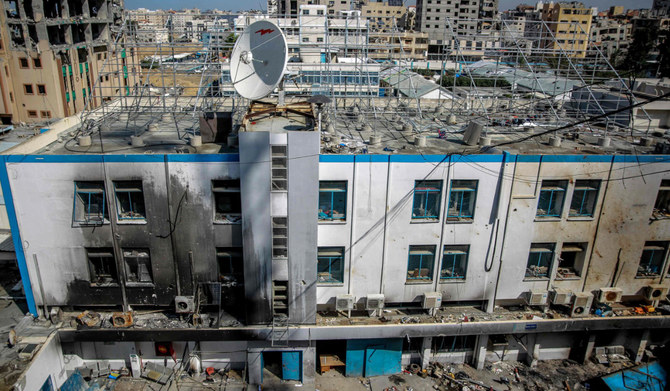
[335,294,355,311]
[423,292,442,309]
[570,292,593,318]
[597,287,622,304]
[644,284,669,301]
[366,294,385,310]
[526,290,548,306]
[549,288,573,306]
[175,296,195,313]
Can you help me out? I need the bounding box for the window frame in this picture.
[412,180,442,221]
[525,243,555,279]
[86,247,118,286]
[447,180,477,222]
[114,180,146,222]
[23,84,33,95]
[637,242,669,278]
[440,245,469,281]
[37,84,46,95]
[33,57,42,68]
[556,242,586,280]
[73,181,108,225]
[569,180,600,218]
[27,110,37,118]
[536,180,567,218]
[122,248,153,285]
[652,179,670,219]
[212,179,242,224]
[216,247,244,283]
[19,58,29,69]
[407,245,436,282]
[317,247,345,284]
[318,181,347,222]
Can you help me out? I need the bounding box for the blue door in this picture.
[282,351,302,381]
[364,341,402,377]
[321,53,326,63]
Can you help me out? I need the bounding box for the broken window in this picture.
[569,180,600,217]
[441,245,468,280]
[447,180,477,221]
[33,57,41,68]
[47,26,67,46]
[123,249,152,283]
[37,84,46,95]
[5,0,18,18]
[87,248,117,285]
[9,24,25,47]
[74,181,108,225]
[318,181,346,221]
[317,247,344,284]
[72,24,86,44]
[67,0,83,15]
[43,0,62,18]
[412,180,442,220]
[216,248,243,284]
[22,0,33,19]
[212,180,241,223]
[407,245,436,281]
[637,242,668,278]
[526,243,555,279]
[432,335,476,353]
[652,180,670,219]
[114,181,146,220]
[23,84,33,94]
[556,242,586,280]
[537,180,567,218]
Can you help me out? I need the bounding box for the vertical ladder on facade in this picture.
[271,281,289,347]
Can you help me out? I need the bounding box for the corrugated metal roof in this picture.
[381,67,440,98]
[0,233,15,252]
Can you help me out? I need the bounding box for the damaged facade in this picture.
[0,0,138,123]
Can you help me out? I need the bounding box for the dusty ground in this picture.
[0,261,28,391]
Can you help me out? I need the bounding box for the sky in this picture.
[125,0,654,13]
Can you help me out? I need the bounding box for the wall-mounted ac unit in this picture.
[336,294,355,311]
[644,284,669,301]
[571,292,593,318]
[549,288,573,306]
[175,296,195,314]
[597,287,622,304]
[366,294,385,310]
[526,290,548,306]
[422,292,442,309]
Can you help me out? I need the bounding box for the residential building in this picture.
[360,1,407,32]
[589,16,632,59]
[653,0,670,17]
[0,0,138,123]
[275,0,353,16]
[369,31,429,60]
[540,1,593,58]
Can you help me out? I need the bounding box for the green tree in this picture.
[622,24,659,77]
[657,36,670,78]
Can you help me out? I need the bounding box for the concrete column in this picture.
[582,334,596,364]
[525,334,539,368]
[420,337,432,370]
[473,335,488,370]
[303,346,316,389]
[634,330,650,364]
[246,350,263,387]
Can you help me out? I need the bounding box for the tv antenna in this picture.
[230,20,288,101]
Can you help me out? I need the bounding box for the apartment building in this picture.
[369,31,429,60]
[540,1,593,58]
[360,0,407,32]
[274,0,353,16]
[0,0,138,123]
[590,17,632,59]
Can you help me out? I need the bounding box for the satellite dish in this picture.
[230,20,288,100]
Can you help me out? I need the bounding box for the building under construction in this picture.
[1,4,670,391]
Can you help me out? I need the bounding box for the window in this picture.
[23,84,33,94]
[114,181,146,220]
[536,180,567,217]
[412,180,442,220]
[447,180,477,221]
[122,249,152,283]
[319,181,346,221]
[74,181,108,225]
[637,242,668,277]
[19,58,29,68]
[87,248,117,285]
[556,243,585,279]
[526,243,555,279]
[652,180,670,219]
[317,37,324,42]
[403,337,423,353]
[407,245,436,281]
[317,247,344,283]
[40,110,51,118]
[272,217,288,258]
[212,180,241,223]
[441,245,468,280]
[217,248,243,283]
[569,180,600,217]
[317,9,324,15]
[302,37,309,42]
[33,58,42,68]
[432,335,476,353]
[27,110,37,118]
[37,84,46,95]
[302,9,309,15]
[271,146,287,190]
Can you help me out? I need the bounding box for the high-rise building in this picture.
[0,0,138,123]
[540,1,593,58]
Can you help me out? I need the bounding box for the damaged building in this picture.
[0,0,137,123]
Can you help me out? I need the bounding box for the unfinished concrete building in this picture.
[0,9,670,391]
[0,0,138,123]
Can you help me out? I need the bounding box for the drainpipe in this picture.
[378,155,392,294]
[346,157,357,295]
[433,155,452,292]
[163,155,181,297]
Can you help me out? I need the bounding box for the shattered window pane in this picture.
[114,181,146,220]
[123,249,152,283]
[87,248,117,285]
[74,181,108,225]
[212,180,241,224]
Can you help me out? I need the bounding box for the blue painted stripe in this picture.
[355,155,388,163]
[455,154,505,163]
[614,155,670,163]
[4,154,240,163]
[0,156,37,316]
[320,155,355,163]
[516,155,542,163]
[541,155,613,163]
[390,155,450,163]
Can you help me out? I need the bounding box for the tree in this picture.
[622,24,659,77]
[657,36,670,78]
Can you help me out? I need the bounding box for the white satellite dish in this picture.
[230,20,288,101]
